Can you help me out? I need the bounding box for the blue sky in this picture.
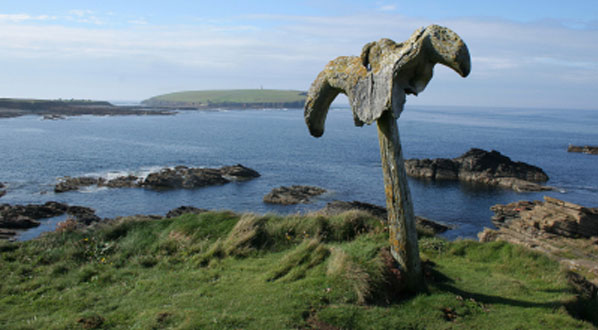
[1,1,597,109]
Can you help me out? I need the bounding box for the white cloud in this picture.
[378,5,397,12]
[68,9,93,17]
[66,9,104,25]
[0,11,596,108]
[0,13,55,22]
[128,18,148,25]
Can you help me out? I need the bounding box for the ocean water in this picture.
[1,106,596,240]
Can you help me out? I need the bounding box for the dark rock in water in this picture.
[166,206,208,218]
[263,185,327,205]
[568,145,598,155]
[416,217,452,236]
[0,182,4,188]
[320,200,388,219]
[143,166,229,189]
[0,228,17,240]
[42,114,66,120]
[0,201,68,221]
[0,190,5,198]
[220,164,261,180]
[55,177,100,193]
[55,175,137,192]
[1,202,65,229]
[67,206,101,225]
[100,175,140,188]
[0,201,98,235]
[0,215,40,229]
[405,148,552,192]
[319,200,451,235]
[54,164,260,192]
[143,164,260,189]
[480,197,598,289]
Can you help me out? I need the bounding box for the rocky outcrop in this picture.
[0,182,5,198]
[479,197,598,288]
[0,202,68,230]
[100,175,140,188]
[263,185,327,205]
[55,177,100,193]
[54,164,260,193]
[0,98,175,119]
[0,202,100,239]
[568,145,598,155]
[42,114,66,120]
[0,229,16,240]
[143,167,228,189]
[220,164,261,180]
[319,200,451,236]
[1,202,68,222]
[55,175,143,193]
[320,200,388,219]
[405,148,552,192]
[487,196,598,239]
[165,206,208,218]
[67,206,101,225]
[0,215,40,230]
[142,164,259,190]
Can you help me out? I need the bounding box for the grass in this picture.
[0,211,595,329]
[142,89,306,107]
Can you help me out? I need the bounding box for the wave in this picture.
[73,164,224,185]
[78,185,109,193]
[559,184,598,193]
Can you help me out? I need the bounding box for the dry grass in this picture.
[267,239,330,282]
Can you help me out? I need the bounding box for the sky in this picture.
[0,1,597,109]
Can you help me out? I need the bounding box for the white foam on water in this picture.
[135,165,170,181]
[79,185,109,193]
[104,170,133,180]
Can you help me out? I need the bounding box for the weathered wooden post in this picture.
[304,25,470,292]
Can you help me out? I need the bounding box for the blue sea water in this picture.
[1,106,596,240]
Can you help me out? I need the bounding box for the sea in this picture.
[1,106,597,241]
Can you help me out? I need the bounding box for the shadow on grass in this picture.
[427,266,598,327]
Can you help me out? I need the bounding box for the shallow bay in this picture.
[1,106,596,240]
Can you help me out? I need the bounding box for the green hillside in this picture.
[142,89,307,109]
[0,210,595,329]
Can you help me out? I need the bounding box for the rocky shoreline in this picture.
[55,164,260,193]
[568,145,598,155]
[0,202,100,240]
[405,148,553,192]
[263,185,327,205]
[0,198,453,241]
[318,200,452,236]
[479,196,598,293]
[0,98,175,119]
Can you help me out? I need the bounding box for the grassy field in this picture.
[142,89,306,108]
[0,211,595,329]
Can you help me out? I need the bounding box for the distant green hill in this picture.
[141,89,307,109]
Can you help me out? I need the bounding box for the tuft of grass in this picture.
[267,239,330,282]
[223,213,269,257]
[327,248,373,304]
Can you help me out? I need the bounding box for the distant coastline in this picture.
[0,89,308,119]
[0,98,174,119]
[141,89,307,109]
